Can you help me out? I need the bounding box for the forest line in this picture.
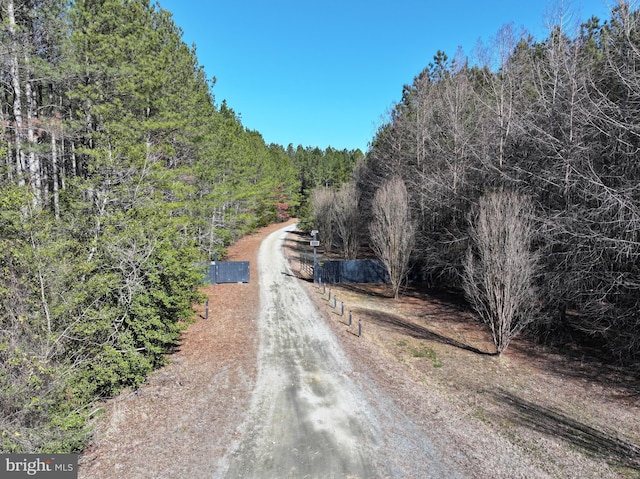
[311,2,640,363]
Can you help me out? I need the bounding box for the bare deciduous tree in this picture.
[463,190,539,355]
[310,187,335,252]
[370,176,416,298]
[333,182,361,259]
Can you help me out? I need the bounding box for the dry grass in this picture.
[80,223,640,478]
[286,228,640,478]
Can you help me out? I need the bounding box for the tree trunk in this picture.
[7,0,26,185]
[25,58,40,207]
[51,129,60,218]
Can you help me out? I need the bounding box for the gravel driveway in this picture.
[216,224,465,479]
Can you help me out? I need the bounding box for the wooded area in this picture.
[4,0,639,457]
[0,0,360,453]
[313,2,640,362]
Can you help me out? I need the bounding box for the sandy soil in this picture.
[217,223,466,478]
[287,231,640,479]
[78,221,640,479]
[77,221,289,478]
[216,223,380,477]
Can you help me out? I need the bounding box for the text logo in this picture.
[2,455,77,478]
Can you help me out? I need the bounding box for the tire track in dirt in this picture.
[216,224,463,479]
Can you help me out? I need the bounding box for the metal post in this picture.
[328,288,331,301]
[333,296,337,308]
[358,318,362,337]
[348,310,352,326]
[205,299,209,320]
[341,302,344,316]
[313,238,317,282]
[311,230,319,283]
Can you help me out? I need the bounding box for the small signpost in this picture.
[311,230,319,283]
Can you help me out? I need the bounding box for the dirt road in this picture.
[216,224,464,479]
[79,221,634,479]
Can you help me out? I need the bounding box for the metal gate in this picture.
[313,259,389,284]
[205,261,250,284]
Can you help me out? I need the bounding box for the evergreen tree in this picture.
[0,0,301,452]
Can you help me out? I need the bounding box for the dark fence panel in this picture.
[204,261,250,284]
[315,259,388,284]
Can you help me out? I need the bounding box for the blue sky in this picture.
[158,0,615,152]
